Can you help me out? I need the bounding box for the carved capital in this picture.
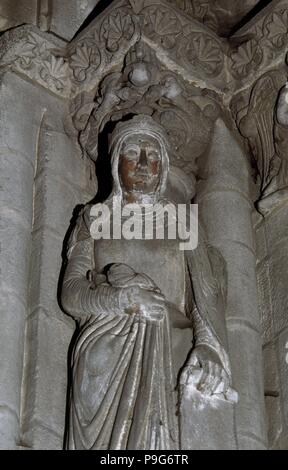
[228,0,288,91]
[0,25,70,98]
[232,69,288,212]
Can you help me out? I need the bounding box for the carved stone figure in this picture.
[61,115,236,450]
[238,71,288,212]
[274,82,288,191]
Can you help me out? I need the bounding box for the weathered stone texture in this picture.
[49,0,100,41]
[196,119,267,449]
[0,1,100,41]
[0,71,49,449]
[0,0,288,451]
[256,203,288,449]
[19,95,95,449]
[0,0,37,31]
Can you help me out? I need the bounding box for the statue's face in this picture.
[119,133,162,199]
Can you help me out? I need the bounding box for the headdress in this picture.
[109,115,170,199]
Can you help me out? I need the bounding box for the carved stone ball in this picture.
[129,62,151,87]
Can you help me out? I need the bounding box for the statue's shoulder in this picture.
[78,203,93,228]
[71,204,93,245]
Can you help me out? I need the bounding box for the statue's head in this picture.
[109,115,170,203]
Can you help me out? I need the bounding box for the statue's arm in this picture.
[192,305,218,348]
[181,247,238,401]
[190,304,231,377]
[61,240,125,321]
[61,210,132,322]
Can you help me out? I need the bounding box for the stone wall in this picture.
[0,69,95,449]
[0,0,101,40]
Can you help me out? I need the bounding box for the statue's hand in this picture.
[179,344,230,398]
[276,82,288,126]
[120,286,166,321]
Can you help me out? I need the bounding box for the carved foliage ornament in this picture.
[68,6,138,85]
[230,39,263,79]
[70,40,101,82]
[2,1,288,97]
[0,28,69,95]
[229,6,288,81]
[236,70,287,197]
[101,8,136,52]
[180,33,223,76]
[72,41,217,177]
[140,4,224,79]
[264,8,288,49]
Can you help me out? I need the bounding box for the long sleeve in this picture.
[61,207,123,323]
[185,242,232,377]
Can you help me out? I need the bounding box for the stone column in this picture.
[256,200,288,449]
[0,60,95,448]
[196,118,267,449]
[0,71,47,449]
[19,92,95,450]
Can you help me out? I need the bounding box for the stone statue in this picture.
[61,115,236,450]
[275,82,288,190]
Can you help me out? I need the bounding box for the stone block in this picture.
[50,0,100,41]
[199,193,254,250]
[0,0,37,31]
[21,310,74,449]
[264,204,288,248]
[0,150,34,219]
[0,406,19,449]
[227,326,267,448]
[0,73,44,160]
[0,289,25,415]
[0,215,31,300]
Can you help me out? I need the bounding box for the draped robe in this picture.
[62,206,231,450]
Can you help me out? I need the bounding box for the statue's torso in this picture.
[94,238,187,313]
[94,237,192,373]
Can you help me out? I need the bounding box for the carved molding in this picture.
[165,0,261,36]
[228,0,288,90]
[140,1,226,86]
[70,40,219,178]
[67,1,140,96]
[1,0,288,102]
[0,26,70,98]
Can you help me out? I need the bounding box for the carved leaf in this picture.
[154,9,179,36]
[142,7,182,49]
[230,39,263,78]
[43,56,67,78]
[180,34,223,76]
[17,41,35,59]
[266,10,288,48]
[40,56,68,90]
[238,72,286,191]
[15,34,47,69]
[101,11,135,53]
[167,0,207,17]
[128,0,144,14]
[70,43,101,82]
